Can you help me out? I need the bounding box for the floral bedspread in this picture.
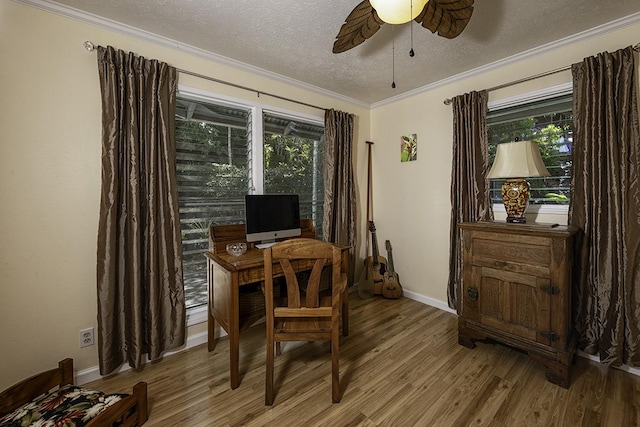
[0,384,125,427]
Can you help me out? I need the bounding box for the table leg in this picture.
[341,250,349,336]
[342,286,349,336]
[207,311,217,352]
[229,274,241,389]
[229,334,240,389]
[207,258,217,352]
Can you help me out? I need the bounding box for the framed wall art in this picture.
[401,134,417,162]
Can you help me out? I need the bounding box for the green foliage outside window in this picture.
[264,134,321,190]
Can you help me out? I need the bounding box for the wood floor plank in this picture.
[83,293,640,426]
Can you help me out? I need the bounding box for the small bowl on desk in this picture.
[226,242,247,257]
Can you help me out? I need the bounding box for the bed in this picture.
[0,358,148,426]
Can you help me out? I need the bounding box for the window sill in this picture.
[492,203,569,215]
[187,304,208,327]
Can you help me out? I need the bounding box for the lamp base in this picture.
[502,178,530,223]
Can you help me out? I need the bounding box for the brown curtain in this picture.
[447,91,493,311]
[96,46,186,375]
[323,109,357,285]
[570,46,640,366]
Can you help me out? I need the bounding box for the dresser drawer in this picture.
[470,230,550,267]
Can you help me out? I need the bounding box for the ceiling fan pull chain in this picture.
[410,0,415,57]
[392,27,396,89]
[410,30,415,57]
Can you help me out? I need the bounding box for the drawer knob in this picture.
[467,287,479,301]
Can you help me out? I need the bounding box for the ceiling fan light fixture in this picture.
[370,0,429,24]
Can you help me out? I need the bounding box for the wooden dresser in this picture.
[458,221,579,388]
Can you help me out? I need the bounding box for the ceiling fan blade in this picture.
[333,0,384,54]
[415,0,474,39]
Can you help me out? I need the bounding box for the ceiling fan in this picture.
[333,0,475,54]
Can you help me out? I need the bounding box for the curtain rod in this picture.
[83,41,327,112]
[443,42,640,105]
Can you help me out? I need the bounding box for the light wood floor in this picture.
[86,293,640,426]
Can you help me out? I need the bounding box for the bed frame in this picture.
[0,358,148,426]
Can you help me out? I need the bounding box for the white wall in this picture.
[0,1,369,390]
[368,20,640,305]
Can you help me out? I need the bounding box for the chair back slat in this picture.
[304,259,326,308]
[279,259,301,308]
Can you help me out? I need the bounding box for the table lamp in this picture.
[487,140,550,223]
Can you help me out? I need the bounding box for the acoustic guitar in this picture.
[382,240,403,299]
[359,221,387,297]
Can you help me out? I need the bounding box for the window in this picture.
[175,92,324,309]
[487,90,572,208]
[263,112,324,229]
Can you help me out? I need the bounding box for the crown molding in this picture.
[371,11,640,109]
[13,0,370,109]
[14,0,640,112]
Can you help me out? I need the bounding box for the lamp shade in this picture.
[487,140,551,179]
[370,0,428,24]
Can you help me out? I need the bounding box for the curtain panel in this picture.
[323,109,357,285]
[570,46,640,366]
[447,91,493,311]
[96,46,186,375]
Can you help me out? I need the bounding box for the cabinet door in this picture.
[463,266,553,347]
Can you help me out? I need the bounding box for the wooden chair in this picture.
[263,238,347,405]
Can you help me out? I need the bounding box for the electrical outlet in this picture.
[80,327,94,348]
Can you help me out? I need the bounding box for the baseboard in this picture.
[76,327,222,385]
[77,286,638,383]
[577,351,640,377]
[402,288,457,315]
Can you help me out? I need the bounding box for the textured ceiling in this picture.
[36,0,640,105]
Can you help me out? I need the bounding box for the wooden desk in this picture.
[206,220,349,389]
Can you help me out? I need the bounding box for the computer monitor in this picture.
[245,194,301,248]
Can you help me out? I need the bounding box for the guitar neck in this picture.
[371,231,381,264]
[385,240,395,277]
